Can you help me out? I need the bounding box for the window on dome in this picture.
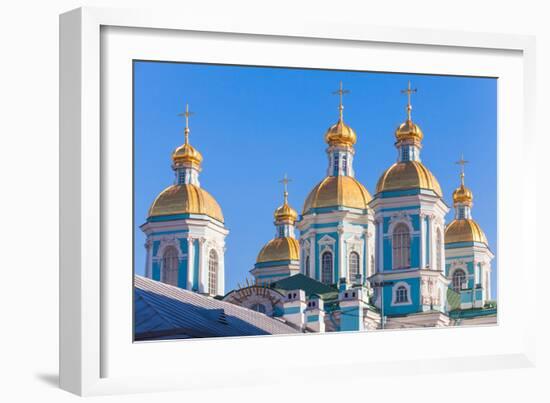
[342,154,348,173]
[392,224,411,269]
[321,251,333,284]
[452,269,466,291]
[395,285,408,303]
[208,249,218,295]
[333,155,339,176]
[278,226,285,238]
[162,246,179,286]
[402,147,410,162]
[349,251,360,282]
[177,168,186,184]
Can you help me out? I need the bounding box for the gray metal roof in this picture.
[134,276,298,340]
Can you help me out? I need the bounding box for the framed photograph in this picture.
[60,7,537,396]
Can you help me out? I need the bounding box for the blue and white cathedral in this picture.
[142,85,496,333]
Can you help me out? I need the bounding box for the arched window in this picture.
[395,285,408,303]
[436,228,443,271]
[333,155,339,176]
[305,255,311,277]
[321,251,333,284]
[250,303,267,314]
[208,249,218,295]
[162,246,179,286]
[452,269,466,291]
[349,251,360,282]
[392,223,411,269]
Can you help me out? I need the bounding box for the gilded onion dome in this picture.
[376,161,442,196]
[452,171,473,206]
[445,156,486,245]
[274,200,298,223]
[445,219,488,245]
[324,83,356,148]
[172,142,203,168]
[256,237,300,263]
[303,176,372,214]
[148,103,223,223]
[256,176,299,263]
[148,184,224,222]
[395,119,424,144]
[325,120,357,147]
[375,82,442,197]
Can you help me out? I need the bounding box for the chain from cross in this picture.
[177,103,195,143]
[401,81,417,120]
[332,81,350,120]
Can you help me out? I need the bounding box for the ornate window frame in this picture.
[391,281,412,306]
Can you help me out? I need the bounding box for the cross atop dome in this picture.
[401,81,417,121]
[279,173,292,204]
[455,154,469,185]
[332,81,350,121]
[177,103,195,144]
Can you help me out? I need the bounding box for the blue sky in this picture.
[133,61,497,299]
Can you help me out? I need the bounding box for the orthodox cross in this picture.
[279,174,292,203]
[177,103,195,144]
[455,154,469,184]
[401,81,417,120]
[332,81,350,120]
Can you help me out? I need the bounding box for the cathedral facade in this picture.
[141,84,496,333]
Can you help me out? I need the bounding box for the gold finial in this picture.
[332,81,350,121]
[278,173,292,204]
[177,103,195,144]
[455,154,469,186]
[401,81,417,121]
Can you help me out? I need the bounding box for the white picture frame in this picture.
[59,6,537,396]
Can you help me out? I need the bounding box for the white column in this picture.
[337,225,345,281]
[198,237,206,293]
[186,236,194,290]
[144,238,152,278]
[377,219,384,272]
[217,245,225,296]
[427,215,434,269]
[309,234,316,280]
[419,214,426,270]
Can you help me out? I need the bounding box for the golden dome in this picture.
[376,161,442,196]
[148,184,224,222]
[445,219,488,245]
[172,142,203,168]
[256,237,300,263]
[303,176,371,214]
[452,183,473,206]
[395,119,423,143]
[274,202,298,224]
[324,119,357,147]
